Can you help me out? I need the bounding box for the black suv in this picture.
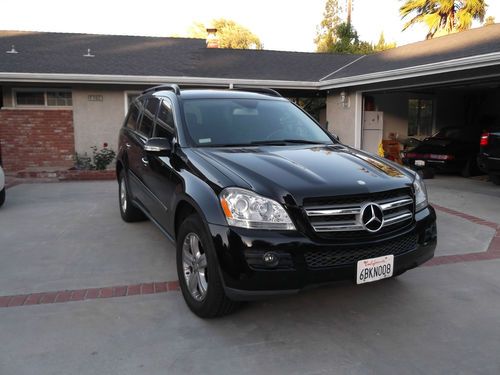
[117,85,437,318]
[478,128,500,185]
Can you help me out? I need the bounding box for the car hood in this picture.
[190,145,413,205]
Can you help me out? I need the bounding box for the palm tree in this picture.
[400,0,487,39]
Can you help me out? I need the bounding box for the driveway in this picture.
[0,178,499,375]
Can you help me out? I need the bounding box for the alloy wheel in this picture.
[182,233,208,301]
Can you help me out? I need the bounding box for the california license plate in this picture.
[415,160,425,167]
[356,255,394,284]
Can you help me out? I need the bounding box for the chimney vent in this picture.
[6,45,18,54]
[206,27,219,48]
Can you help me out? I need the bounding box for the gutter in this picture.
[0,73,320,90]
[319,51,500,89]
[1,51,499,91]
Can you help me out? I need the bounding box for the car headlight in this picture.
[413,173,428,212]
[219,187,295,230]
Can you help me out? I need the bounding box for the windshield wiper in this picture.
[201,140,328,147]
[250,139,327,145]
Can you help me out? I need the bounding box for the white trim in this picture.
[320,51,500,89]
[0,73,320,89]
[124,90,141,114]
[353,92,362,149]
[0,52,499,92]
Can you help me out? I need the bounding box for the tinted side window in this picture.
[125,102,140,130]
[154,99,175,139]
[138,98,160,138]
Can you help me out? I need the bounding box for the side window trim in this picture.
[154,96,179,141]
[136,96,160,139]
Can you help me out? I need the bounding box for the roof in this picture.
[1,26,500,89]
[324,24,500,81]
[0,31,358,83]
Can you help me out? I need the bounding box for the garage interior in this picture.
[361,77,500,177]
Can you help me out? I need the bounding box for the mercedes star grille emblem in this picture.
[361,203,384,232]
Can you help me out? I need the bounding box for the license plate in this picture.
[356,255,394,284]
[415,160,425,167]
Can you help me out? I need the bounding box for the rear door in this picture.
[142,98,177,230]
[127,96,159,212]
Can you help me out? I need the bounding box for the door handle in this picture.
[141,157,149,167]
[125,143,132,149]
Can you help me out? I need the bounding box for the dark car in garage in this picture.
[478,129,500,185]
[402,126,480,178]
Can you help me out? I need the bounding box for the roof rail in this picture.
[230,85,282,97]
[142,84,181,95]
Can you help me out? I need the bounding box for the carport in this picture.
[360,75,500,172]
[323,25,500,179]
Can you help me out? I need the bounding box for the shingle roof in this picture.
[0,31,358,82]
[1,25,500,86]
[324,24,500,80]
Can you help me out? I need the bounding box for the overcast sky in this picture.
[1,0,499,52]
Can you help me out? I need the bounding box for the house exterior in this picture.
[1,25,500,173]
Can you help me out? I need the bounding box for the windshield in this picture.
[182,98,333,147]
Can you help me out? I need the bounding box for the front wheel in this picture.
[176,214,238,318]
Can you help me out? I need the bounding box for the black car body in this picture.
[478,129,500,185]
[116,86,437,317]
[402,126,480,177]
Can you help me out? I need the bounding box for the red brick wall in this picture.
[0,109,75,172]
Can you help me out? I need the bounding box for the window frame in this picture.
[136,97,160,139]
[153,98,176,139]
[408,97,435,137]
[13,88,73,108]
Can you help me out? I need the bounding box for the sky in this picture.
[1,0,499,52]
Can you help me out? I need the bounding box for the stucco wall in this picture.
[72,89,127,155]
[326,93,357,147]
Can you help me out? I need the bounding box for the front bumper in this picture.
[208,206,437,300]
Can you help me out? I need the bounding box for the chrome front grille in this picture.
[304,189,414,233]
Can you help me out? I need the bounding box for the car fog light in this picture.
[263,252,279,267]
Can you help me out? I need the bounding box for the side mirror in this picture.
[144,137,172,156]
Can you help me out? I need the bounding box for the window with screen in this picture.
[154,99,175,139]
[15,90,72,107]
[138,98,159,138]
[408,99,433,137]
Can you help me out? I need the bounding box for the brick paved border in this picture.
[0,281,180,309]
[424,203,500,267]
[1,202,498,309]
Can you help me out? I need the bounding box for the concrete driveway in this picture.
[0,177,499,375]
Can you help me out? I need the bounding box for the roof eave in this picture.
[319,51,500,90]
[0,73,321,90]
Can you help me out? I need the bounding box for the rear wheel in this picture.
[176,214,238,318]
[118,171,146,222]
[490,174,500,185]
[0,188,5,207]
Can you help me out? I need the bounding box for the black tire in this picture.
[118,171,146,222]
[461,159,480,178]
[0,188,5,207]
[176,214,238,318]
[490,174,500,185]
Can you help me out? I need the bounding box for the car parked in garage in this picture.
[116,85,437,318]
[0,164,5,207]
[402,126,481,178]
[478,129,500,185]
